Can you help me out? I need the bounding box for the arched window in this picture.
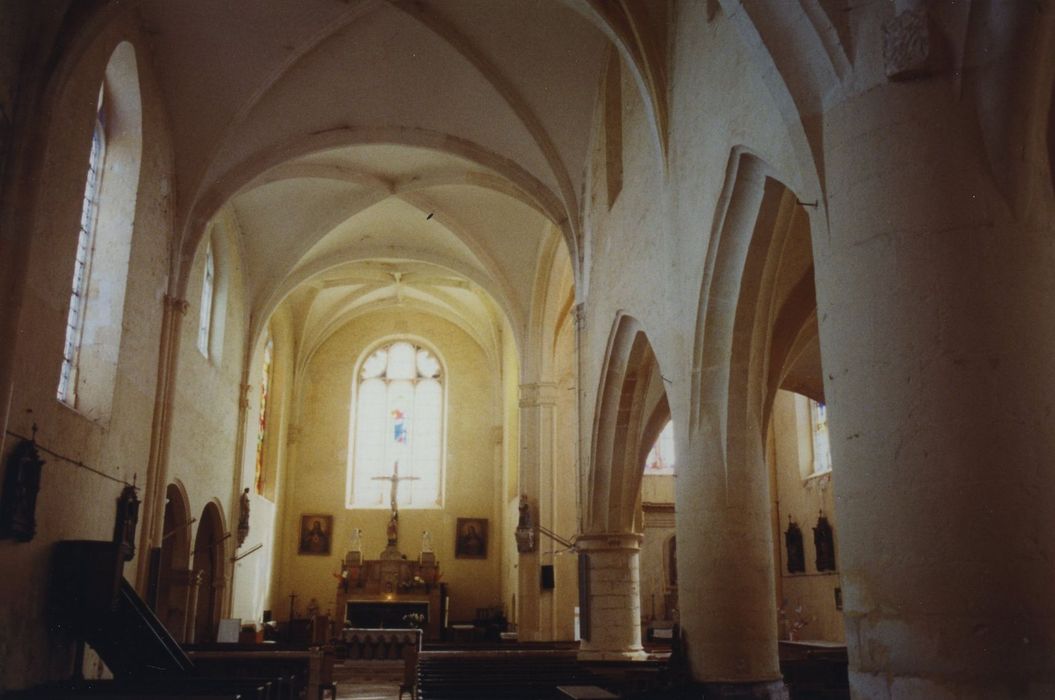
[348,340,444,509]
[254,335,273,495]
[196,239,215,358]
[644,420,675,475]
[57,88,105,403]
[810,400,832,475]
[55,42,141,419]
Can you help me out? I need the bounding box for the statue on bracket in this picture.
[515,494,535,553]
[113,480,141,562]
[784,517,805,573]
[237,487,250,546]
[814,513,836,572]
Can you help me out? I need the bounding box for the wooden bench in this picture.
[416,650,609,700]
[187,645,336,700]
[3,677,269,700]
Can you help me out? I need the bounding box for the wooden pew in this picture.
[186,644,335,700]
[415,649,609,700]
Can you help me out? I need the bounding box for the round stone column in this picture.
[817,58,1055,696]
[575,532,647,661]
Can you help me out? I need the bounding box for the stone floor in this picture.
[332,659,404,700]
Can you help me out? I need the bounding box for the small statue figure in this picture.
[237,487,250,546]
[386,509,399,546]
[517,495,533,530]
[421,530,433,553]
[515,494,535,553]
[350,527,362,552]
[306,597,319,619]
[113,480,141,562]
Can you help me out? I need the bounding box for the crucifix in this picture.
[372,461,419,546]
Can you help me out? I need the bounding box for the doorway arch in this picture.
[156,481,192,641]
[191,500,227,643]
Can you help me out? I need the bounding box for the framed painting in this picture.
[298,514,333,555]
[455,517,488,558]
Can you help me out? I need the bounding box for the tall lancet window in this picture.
[811,400,832,475]
[255,336,273,495]
[348,340,444,509]
[58,89,105,404]
[197,240,214,358]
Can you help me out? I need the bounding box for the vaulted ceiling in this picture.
[138,0,612,357]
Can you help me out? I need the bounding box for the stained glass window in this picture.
[197,240,214,358]
[58,89,105,404]
[255,336,273,494]
[810,400,832,475]
[644,420,675,475]
[348,341,444,508]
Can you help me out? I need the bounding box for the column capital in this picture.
[163,294,189,315]
[573,531,643,553]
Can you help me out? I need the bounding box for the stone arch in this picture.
[585,313,668,535]
[191,500,228,644]
[156,481,192,641]
[682,148,825,686]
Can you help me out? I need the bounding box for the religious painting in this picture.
[785,520,805,573]
[298,514,332,555]
[455,517,487,558]
[814,514,836,572]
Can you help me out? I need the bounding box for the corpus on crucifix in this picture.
[372,461,419,547]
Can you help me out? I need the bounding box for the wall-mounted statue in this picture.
[0,437,44,543]
[785,518,805,573]
[237,487,250,546]
[814,514,836,572]
[515,494,535,553]
[113,481,140,562]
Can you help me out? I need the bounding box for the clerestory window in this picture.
[58,90,105,405]
[810,399,832,475]
[197,239,215,358]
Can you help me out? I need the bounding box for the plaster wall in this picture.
[0,25,174,692]
[167,217,249,624]
[550,316,578,640]
[639,494,675,625]
[771,390,842,643]
[500,323,520,624]
[275,310,502,624]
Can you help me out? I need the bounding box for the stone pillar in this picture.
[677,156,785,698]
[817,34,1055,696]
[575,532,646,661]
[517,381,558,641]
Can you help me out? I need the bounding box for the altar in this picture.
[337,463,446,640]
[337,559,444,640]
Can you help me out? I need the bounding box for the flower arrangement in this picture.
[402,612,425,628]
[398,575,426,591]
[779,602,810,641]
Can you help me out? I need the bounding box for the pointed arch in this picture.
[585,314,669,534]
[156,481,192,641]
[191,500,228,644]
